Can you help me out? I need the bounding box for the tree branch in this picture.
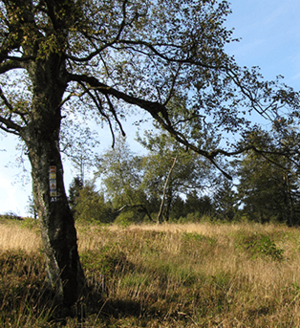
[76,81,118,147]
[0,60,23,74]
[0,116,22,135]
[110,39,228,71]
[115,203,155,223]
[66,0,129,64]
[67,73,294,179]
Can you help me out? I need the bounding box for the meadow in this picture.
[1,217,300,327]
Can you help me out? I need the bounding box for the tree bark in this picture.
[27,138,86,307]
[19,55,86,308]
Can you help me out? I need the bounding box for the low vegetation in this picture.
[1,217,300,327]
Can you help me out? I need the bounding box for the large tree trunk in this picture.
[20,55,86,308]
[28,138,86,307]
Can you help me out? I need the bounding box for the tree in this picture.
[184,191,215,219]
[27,194,38,219]
[97,138,144,206]
[96,138,154,222]
[0,0,297,309]
[62,124,100,185]
[236,129,300,225]
[214,179,238,221]
[73,181,113,223]
[68,176,83,213]
[97,133,217,223]
[138,131,217,222]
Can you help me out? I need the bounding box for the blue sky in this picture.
[0,0,300,216]
[226,0,300,83]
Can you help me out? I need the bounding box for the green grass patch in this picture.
[235,232,285,261]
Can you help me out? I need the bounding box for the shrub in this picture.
[237,232,284,261]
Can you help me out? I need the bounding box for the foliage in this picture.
[214,179,239,221]
[235,232,284,261]
[62,125,100,183]
[137,131,217,221]
[0,0,297,177]
[0,211,23,221]
[73,182,113,223]
[68,176,83,213]
[184,192,215,218]
[96,138,145,208]
[178,212,213,224]
[236,128,300,225]
[26,195,38,219]
[94,134,219,223]
[114,209,146,226]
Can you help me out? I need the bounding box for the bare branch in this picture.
[104,94,126,137]
[76,81,117,147]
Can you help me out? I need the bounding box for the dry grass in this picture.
[1,219,300,327]
[77,222,300,327]
[0,220,41,253]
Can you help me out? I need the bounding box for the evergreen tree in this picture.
[236,129,300,225]
[214,179,238,221]
[73,182,113,223]
[68,176,83,213]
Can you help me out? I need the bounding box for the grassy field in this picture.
[1,218,300,327]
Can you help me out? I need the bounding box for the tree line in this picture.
[69,125,300,226]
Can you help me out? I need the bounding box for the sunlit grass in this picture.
[0,219,41,252]
[1,218,300,327]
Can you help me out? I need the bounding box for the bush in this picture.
[236,232,284,261]
[1,212,23,221]
[114,209,146,226]
[178,212,215,223]
[178,211,202,223]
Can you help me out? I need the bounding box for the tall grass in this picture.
[1,218,300,327]
[0,219,41,252]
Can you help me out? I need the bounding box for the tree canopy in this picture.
[1,0,298,169]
